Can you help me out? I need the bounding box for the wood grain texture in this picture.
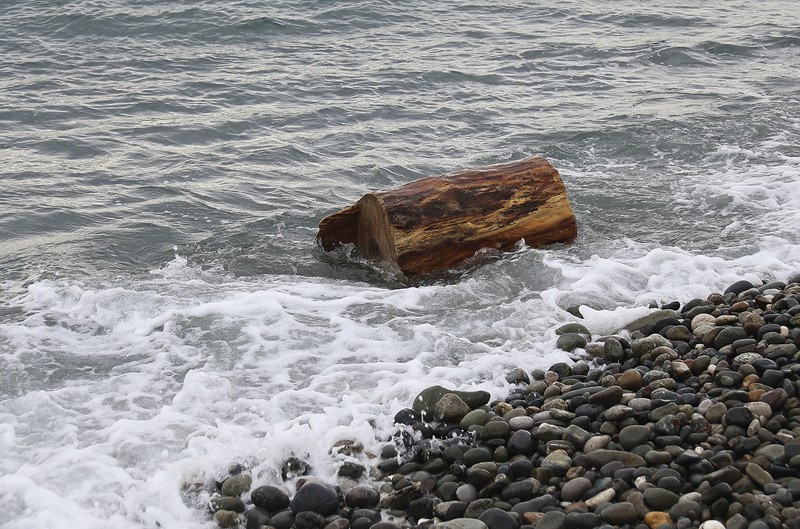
[317,157,577,275]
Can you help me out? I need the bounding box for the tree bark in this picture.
[317,156,577,275]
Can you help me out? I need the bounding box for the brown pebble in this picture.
[744,322,763,335]
[730,301,751,312]
[672,361,691,379]
[644,511,672,529]
[703,327,723,347]
[742,374,760,390]
[715,315,739,325]
[523,512,545,524]
[748,389,766,401]
[666,325,693,341]
[708,293,725,304]
[495,402,513,415]
[618,369,643,391]
[754,295,770,309]
[565,501,588,513]
[565,466,586,479]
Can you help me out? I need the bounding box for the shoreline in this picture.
[197,274,800,529]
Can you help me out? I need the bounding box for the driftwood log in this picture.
[317,156,577,275]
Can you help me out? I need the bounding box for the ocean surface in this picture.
[1,1,799,527]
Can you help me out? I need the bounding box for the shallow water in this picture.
[1,1,799,527]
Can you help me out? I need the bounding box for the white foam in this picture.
[4,263,559,527]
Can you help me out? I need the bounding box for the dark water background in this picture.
[1,2,799,528]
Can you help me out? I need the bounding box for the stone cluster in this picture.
[197,275,800,529]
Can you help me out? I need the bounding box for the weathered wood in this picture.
[317,156,577,275]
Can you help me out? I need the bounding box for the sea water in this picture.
[1,1,799,527]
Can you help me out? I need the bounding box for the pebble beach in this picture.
[196,273,800,529]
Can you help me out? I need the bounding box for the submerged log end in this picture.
[317,203,360,251]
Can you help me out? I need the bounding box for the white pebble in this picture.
[700,521,726,529]
[586,487,616,508]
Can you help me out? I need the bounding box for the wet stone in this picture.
[734,352,763,365]
[413,386,491,417]
[654,416,681,436]
[246,507,271,529]
[460,409,490,429]
[464,498,494,519]
[537,511,567,529]
[626,310,682,333]
[270,511,295,529]
[478,508,517,529]
[501,478,538,502]
[564,512,600,529]
[644,488,680,510]
[724,407,753,427]
[745,463,774,488]
[209,496,246,514]
[436,394,472,422]
[291,482,340,516]
[508,415,535,431]
[344,486,380,509]
[604,338,626,361]
[215,510,240,528]
[541,450,572,477]
[604,404,634,421]
[618,369,643,391]
[619,425,652,450]
[582,435,611,453]
[592,384,625,405]
[705,402,728,423]
[480,421,510,440]
[649,401,679,421]
[436,520,488,529]
[557,323,591,336]
[435,501,469,521]
[507,430,535,456]
[295,511,327,529]
[761,369,784,388]
[701,482,732,503]
[338,462,366,479]
[666,325,693,342]
[349,277,800,529]
[715,370,744,387]
[282,458,309,480]
[715,327,749,350]
[669,501,701,523]
[573,403,604,421]
[505,368,531,385]
[585,450,644,468]
[599,502,638,525]
[222,474,253,497]
[632,334,673,357]
[560,476,593,502]
[250,485,290,512]
[557,333,588,352]
[726,279,755,295]
[510,495,558,515]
